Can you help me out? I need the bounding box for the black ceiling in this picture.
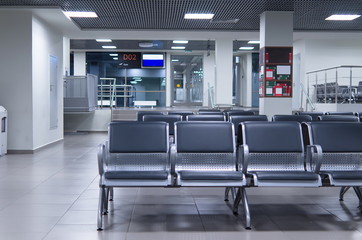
[1,0,362,31]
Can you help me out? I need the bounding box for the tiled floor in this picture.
[0,133,362,239]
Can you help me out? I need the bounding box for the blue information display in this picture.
[142,53,165,68]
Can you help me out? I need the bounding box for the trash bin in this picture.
[0,106,7,156]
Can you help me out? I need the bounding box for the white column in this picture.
[203,52,215,107]
[259,11,293,117]
[215,38,233,106]
[63,37,70,76]
[165,53,172,107]
[73,52,86,76]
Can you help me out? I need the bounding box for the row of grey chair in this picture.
[137,110,256,121]
[97,121,362,230]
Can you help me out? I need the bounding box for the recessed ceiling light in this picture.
[113,58,118,60]
[172,59,180,62]
[239,47,254,50]
[102,46,117,49]
[248,40,260,44]
[63,11,98,18]
[173,40,189,44]
[325,14,361,21]
[96,39,112,42]
[109,54,118,56]
[171,46,186,50]
[184,13,214,19]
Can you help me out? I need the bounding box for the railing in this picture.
[300,82,315,111]
[306,65,362,106]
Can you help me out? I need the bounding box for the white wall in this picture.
[32,15,64,150]
[215,38,233,105]
[0,11,34,150]
[74,52,86,75]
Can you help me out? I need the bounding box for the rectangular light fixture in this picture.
[325,14,361,21]
[113,58,118,60]
[63,11,98,18]
[102,46,117,49]
[184,13,214,19]
[173,40,189,44]
[109,54,118,56]
[171,46,186,50]
[96,39,112,42]
[172,59,180,62]
[248,40,260,44]
[239,47,254,50]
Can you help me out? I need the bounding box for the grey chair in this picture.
[97,122,171,230]
[318,115,359,122]
[235,122,321,228]
[143,114,182,142]
[306,122,362,208]
[173,121,249,228]
[198,111,225,115]
[137,111,164,121]
[198,109,221,112]
[273,114,312,123]
[295,112,324,121]
[168,111,193,120]
[186,114,226,121]
[325,111,355,115]
[229,115,268,139]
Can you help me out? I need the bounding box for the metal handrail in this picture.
[300,82,315,111]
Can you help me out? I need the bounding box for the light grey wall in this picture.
[0,11,34,150]
[32,15,64,150]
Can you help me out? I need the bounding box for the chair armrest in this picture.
[238,144,250,174]
[97,143,106,176]
[306,144,322,173]
[170,144,177,175]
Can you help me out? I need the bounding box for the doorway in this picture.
[171,55,203,106]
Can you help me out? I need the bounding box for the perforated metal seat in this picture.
[239,121,321,187]
[97,121,171,230]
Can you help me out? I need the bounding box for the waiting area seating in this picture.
[98,114,362,230]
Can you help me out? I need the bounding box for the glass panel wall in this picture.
[86,52,166,108]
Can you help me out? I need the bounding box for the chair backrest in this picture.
[325,111,355,115]
[198,109,220,112]
[168,111,193,121]
[240,122,304,171]
[174,122,236,171]
[186,114,225,121]
[108,122,169,171]
[229,115,268,137]
[295,112,324,121]
[137,111,164,121]
[318,115,359,122]
[143,114,182,135]
[273,114,312,123]
[307,122,362,171]
[198,111,225,115]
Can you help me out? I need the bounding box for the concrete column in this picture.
[215,38,233,106]
[74,52,86,76]
[203,52,215,107]
[259,11,293,117]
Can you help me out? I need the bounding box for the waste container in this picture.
[0,106,7,156]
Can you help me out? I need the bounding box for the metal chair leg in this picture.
[233,188,242,214]
[224,187,230,201]
[352,187,362,210]
[97,187,105,231]
[241,187,251,229]
[231,187,237,202]
[109,187,114,201]
[339,186,350,201]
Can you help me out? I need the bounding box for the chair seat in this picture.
[105,171,169,180]
[324,171,362,180]
[179,171,243,180]
[254,171,320,181]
